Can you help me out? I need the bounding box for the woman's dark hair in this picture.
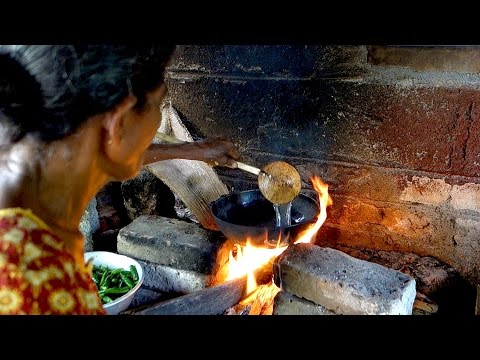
[0,45,176,142]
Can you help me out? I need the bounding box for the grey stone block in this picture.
[80,198,100,252]
[139,259,210,294]
[127,286,169,310]
[273,243,416,315]
[273,291,335,315]
[117,215,224,274]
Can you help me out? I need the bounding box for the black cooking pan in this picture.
[210,189,319,247]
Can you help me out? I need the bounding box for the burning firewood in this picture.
[412,292,439,315]
[224,283,280,315]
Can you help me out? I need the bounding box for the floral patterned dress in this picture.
[0,208,106,315]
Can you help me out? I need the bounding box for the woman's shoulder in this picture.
[0,207,63,254]
[0,207,106,315]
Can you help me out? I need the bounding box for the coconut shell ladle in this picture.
[154,133,302,204]
[235,161,302,204]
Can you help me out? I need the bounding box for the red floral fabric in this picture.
[0,208,106,315]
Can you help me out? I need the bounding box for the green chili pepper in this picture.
[120,272,135,289]
[98,267,108,288]
[91,264,139,304]
[102,286,130,295]
[111,268,124,275]
[129,265,139,281]
[102,296,113,304]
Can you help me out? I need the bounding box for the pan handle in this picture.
[154,132,262,175]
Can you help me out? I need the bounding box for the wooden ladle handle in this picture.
[234,162,261,175]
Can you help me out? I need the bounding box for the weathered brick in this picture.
[273,243,416,315]
[117,215,224,274]
[368,46,480,73]
[321,195,459,259]
[273,291,335,315]
[166,77,330,154]
[326,196,437,241]
[166,46,480,183]
[399,176,452,205]
[450,183,480,212]
[451,217,480,282]
[139,259,210,294]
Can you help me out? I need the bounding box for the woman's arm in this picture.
[143,137,241,167]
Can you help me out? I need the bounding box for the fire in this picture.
[225,176,332,298]
[226,238,285,294]
[294,176,333,244]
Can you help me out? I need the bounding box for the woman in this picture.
[0,45,240,314]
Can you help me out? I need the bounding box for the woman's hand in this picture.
[192,136,241,167]
[143,136,241,167]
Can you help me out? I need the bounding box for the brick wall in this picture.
[165,45,480,284]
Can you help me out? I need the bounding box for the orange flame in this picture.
[225,176,332,296]
[226,239,285,294]
[294,176,333,244]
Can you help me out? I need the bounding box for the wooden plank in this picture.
[123,277,247,315]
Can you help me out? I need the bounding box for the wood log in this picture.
[242,284,279,315]
[224,283,279,315]
[412,292,439,315]
[224,303,251,315]
[122,277,247,315]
